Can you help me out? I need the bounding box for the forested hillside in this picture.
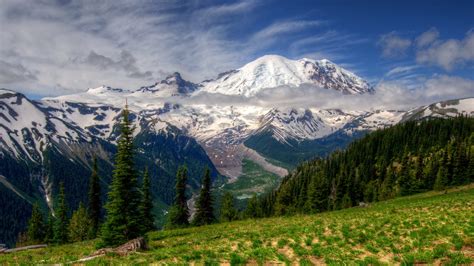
[264,116,474,216]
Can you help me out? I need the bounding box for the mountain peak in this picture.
[160,72,185,85]
[200,54,372,97]
[136,72,198,96]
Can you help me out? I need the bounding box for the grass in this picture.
[1,184,473,265]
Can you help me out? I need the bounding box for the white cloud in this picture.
[385,65,419,78]
[377,32,412,58]
[416,29,474,71]
[415,27,439,47]
[197,0,259,18]
[288,31,368,62]
[174,75,474,111]
[252,20,324,41]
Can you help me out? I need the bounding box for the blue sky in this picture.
[0,0,473,99]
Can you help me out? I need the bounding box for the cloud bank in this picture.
[172,75,474,111]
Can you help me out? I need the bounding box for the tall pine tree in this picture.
[139,167,155,234]
[220,192,238,222]
[27,202,45,244]
[88,157,101,238]
[305,172,328,213]
[166,166,189,228]
[44,210,55,243]
[54,182,69,244]
[68,202,92,242]
[101,104,141,246]
[244,194,262,219]
[192,168,215,226]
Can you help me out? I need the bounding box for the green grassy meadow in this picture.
[1,184,473,265]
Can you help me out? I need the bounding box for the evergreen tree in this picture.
[68,203,92,242]
[220,192,238,222]
[397,155,412,196]
[274,184,293,215]
[468,138,474,183]
[412,154,424,192]
[452,142,468,185]
[139,168,155,234]
[101,104,141,246]
[88,157,101,238]
[341,193,352,209]
[305,171,329,213]
[54,182,69,244]
[244,194,262,219]
[166,166,189,228]
[379,166,396,201]
[434,164,449,191]
[27,202,45,244]
[44,210,55,243]
[192,168,215,226]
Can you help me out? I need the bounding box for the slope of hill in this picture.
[1,185,472,265]
[266,116,474,216]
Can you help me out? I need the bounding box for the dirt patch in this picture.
[308,255,326,265]
[277,245,295,260]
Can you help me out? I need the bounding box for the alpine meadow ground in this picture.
[1,184,473,265]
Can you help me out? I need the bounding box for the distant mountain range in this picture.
[0,54,473,246]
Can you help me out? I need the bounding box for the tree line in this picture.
[255,116,474,216]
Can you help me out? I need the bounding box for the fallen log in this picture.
[2,244,47,253]
[70,237,147,263]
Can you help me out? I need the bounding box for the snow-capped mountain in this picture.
[200,55,373,96]
[0,89,95,162]
[45,72,198,110]
[4,55,473,179]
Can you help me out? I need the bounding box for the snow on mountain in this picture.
[39,100,122,140]
[402,98,474,122]
[44,72,197,111]
[0,90,91,162]
[200,55,373,97]
[136,72,199,97]
[252,108,406,144]
[255,108,328,144]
